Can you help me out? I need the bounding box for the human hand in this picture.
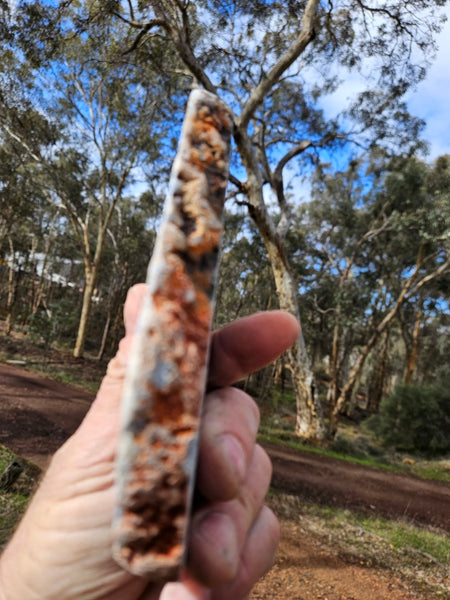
[0,284,299,600]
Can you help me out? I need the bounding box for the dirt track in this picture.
[1,360,450,599]
[1,361,449,532]
[0,362,93,468]
[266,443,450,531]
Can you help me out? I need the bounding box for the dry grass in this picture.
[269,491,450,599]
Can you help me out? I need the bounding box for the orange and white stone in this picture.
[112,89,233,581]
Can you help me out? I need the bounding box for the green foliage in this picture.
[26,298,79,349]
[1,0,449,430]
[329,432,385,459]
[0,492,29,547]
[367,382,450,455]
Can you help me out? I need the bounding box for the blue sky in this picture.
[6,0,448,161]
[407,6,450,159]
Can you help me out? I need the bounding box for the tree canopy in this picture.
[0,0,448,442]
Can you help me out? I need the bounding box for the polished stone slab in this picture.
[113,89,233,580]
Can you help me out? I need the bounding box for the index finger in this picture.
[208,311,300,390]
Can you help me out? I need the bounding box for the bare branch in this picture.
[313,294,336,315]
[228,173,245,193]
[274,139,313,180]
[407,253,450,299]
[116,14,171,55]
[125,0,134,22]
[355,1,414,38]
[1,124,42,163]
[238,0,320,129]
[149,2,216,93]
[112,12,168,30]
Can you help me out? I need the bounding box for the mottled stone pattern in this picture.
[112,90,233,580]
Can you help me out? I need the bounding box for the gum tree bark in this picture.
[236,137,326,440]
[404,308,423,384]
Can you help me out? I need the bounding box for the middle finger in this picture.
[196,386,260,502]
[188,444,272,587]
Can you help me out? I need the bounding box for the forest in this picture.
[0,0,449,448]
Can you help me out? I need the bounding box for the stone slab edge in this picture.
[112,89,233,581]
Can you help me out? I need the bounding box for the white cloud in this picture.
[308,7,450,162]
[407,7,450,159]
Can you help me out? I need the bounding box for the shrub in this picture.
[366,382,450,455]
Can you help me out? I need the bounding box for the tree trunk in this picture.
[73,211,110,358]
[329,339,374,436]
[97,311,112,361]
[73,265,97,358]
[327,319,340,405]
[329,245,432,437]
[248,201,326,441]
[345,369,364,418]
[404,309,422,384]
[366,330,390,412]
[5,236,15,336]
[29,211,60,320]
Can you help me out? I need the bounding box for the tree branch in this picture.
[274,139,313,181]
[117,15,171,55]
[228,173,245,193]
[150,2,216,93]
[1,124,42,163]
[407,253,450,299]
[238,0,320,129]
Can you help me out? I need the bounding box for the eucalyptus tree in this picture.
[50,49,163,357]
[92,189,163,359]
[307,155,450,435]
[0,4,178,356]
[300,162,378,412]
[396,156,450,384]
[5,0,447,438]
[100,0,446,441]
[0,128,57,333]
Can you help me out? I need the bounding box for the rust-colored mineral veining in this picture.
[112,90,233,580]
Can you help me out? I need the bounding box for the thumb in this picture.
[123,283,148,337]
[83,283,148,422]
[159,579,210,600]
[101,282,148,385]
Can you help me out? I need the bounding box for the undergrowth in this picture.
[259,410,450,483]
[0,445,41,549]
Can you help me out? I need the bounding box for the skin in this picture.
[0,284,299,600]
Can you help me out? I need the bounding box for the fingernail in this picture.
[220,434,246,483]
[192,510,239,582]
[198,511,238,567]
[160,582,210,600]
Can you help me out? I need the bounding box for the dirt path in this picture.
[1,360,448,531]
[252,520,425,600]
[0,362,93,468]
[1,361,449,599]
[266,442,450,532]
